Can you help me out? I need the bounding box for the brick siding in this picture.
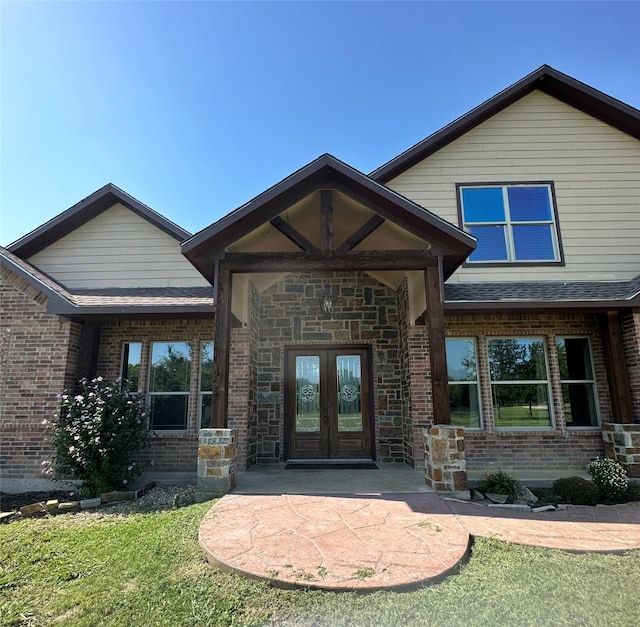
[1,267,82,478]
[445,312,609,473]
[620,311,640,422]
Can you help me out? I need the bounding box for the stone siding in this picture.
[254,272,402,463]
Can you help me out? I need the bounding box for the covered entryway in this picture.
[285,346,373,460]
[182,154,476,471]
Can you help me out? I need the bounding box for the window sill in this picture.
[462,260,565,268]
[149,430,191,438]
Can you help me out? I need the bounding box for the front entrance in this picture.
[285,347,373,460]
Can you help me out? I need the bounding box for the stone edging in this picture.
[0,482,157,523]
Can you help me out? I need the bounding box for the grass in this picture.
[1,502,639,627]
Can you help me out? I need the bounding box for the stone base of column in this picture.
[602,423,640,478]
[423,426,470,499]
[196,428,237,502]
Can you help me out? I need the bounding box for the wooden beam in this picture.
[425,265,451,425]
[320,190,334,251]
[223,249,437,273]
[601,311,634,424]
[336,214,385,252]
[269,216,319,252]
[212,264,232,428]
[77,321,102,382]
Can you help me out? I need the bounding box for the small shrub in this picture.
[478,469,520,499]
[626,481,640,502]
[587,458,628,502]
[552,476,599,506]
[45,377,148,495]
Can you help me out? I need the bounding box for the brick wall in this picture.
[620,311,640,422]
[398,278,433,468]
[1,267,82,478]
[97,317,214,473]
[445,312,609,473]
[254,272,403,463]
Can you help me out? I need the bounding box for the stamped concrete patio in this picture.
[198,464,640,592]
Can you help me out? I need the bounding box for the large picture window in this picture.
[199,341,214,429]
[459,184,560,263]
[446,338,481,429]
[557,337,599,427]
[148,342,192,430]
[488,338,552,428]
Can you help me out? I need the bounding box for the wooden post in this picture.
[320,190,334,251]
[424,263,450,425]
[601,311,634,424]
[77,321,102,381]
[212,262,232,428]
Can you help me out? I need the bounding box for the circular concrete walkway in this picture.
[199,492,640,592]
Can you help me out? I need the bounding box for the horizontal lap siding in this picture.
[28,204,209,288]
[388,91,640,283]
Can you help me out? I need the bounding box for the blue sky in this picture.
[1,1,639,246]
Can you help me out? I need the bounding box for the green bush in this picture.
[552,476,600,506]
[587,458,628,502]
[626,481,640,502]
[478,469,520,499]
[45,377,148,495]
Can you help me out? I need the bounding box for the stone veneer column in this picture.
[196,428,237,502]
[602,423,640,478]
[423,426,469,495]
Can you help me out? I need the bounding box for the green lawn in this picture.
[1,502,639,626]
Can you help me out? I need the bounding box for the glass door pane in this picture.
[336,355,362,432]
[296,356,320,433]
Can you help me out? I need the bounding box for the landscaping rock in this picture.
[487,503,531,511]
[80,498,101,509]
[0,512,16,523]
[19,502,47,516]
[46,500,60,511]
[58,501,81,512]
[532,505,556,513]
[515,485,539,503]
[485,493,512,504]
[135,482,156,499]
[100,491,135,503]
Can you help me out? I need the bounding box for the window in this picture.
[120,342,142,390]
[148,342,192,430]
[446,338,481,428]
[459,184,560,263]
[199,341,214,429]
[557,337,599,427]
[488,338,552,428]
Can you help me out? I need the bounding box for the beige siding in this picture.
[28,204,209,288]
[388,91,640,282]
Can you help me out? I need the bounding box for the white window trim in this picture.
[197,340,214,430]
[461,184,560,263]
[147,341,193,432]
[446,337,483,430]
[488,336,555,430]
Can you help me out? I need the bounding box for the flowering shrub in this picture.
[45,377,148,495]
[587,457,628,502]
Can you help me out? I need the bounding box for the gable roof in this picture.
[7,183,191,258]
[182,153,476,281]
[1,246,214,317]
[371,65,640,183]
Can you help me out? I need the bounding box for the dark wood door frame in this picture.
[284,345,375,460]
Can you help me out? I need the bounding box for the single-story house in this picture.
[2,65,639,490]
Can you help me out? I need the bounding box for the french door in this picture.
[285,347,373,459]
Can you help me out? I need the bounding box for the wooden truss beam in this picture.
[320,190,334,251]
[269,216,319,252]
[222,249,437,273]
[337,214,385,252]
